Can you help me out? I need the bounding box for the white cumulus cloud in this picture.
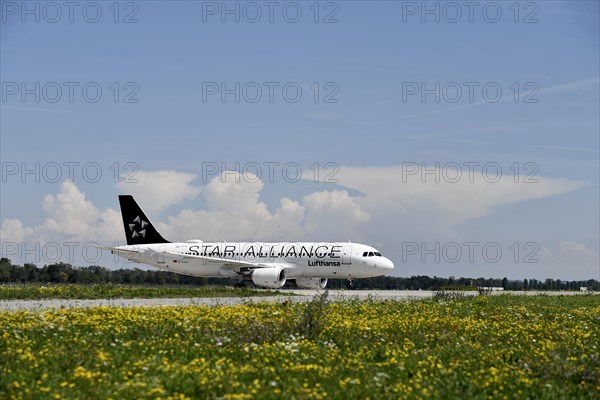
[157,173,369,242]
[302,190,370,239]
[313,165,586,241]
[0,219,34,243]
[2,181,121,244]
[117,170,201,213]
[558,241,599,263]
[1,166,594,280]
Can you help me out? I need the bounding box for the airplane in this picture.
[103,195,394,289]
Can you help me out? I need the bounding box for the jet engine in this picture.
[251,266,286,288]
[295,277,328,289]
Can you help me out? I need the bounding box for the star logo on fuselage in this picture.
[129,215,148,239]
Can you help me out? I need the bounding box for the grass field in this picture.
[1,294,598,399]
[0,284,287,300]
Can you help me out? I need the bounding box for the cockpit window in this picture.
[368,252,374,257]
[375,252,381,256]
[362,252,368,257]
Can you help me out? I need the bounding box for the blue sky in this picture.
[1,1,599,280]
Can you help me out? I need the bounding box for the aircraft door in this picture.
[342,246,352,265]
[156,246,166,264]
[267,245,274,263]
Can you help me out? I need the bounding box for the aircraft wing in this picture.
[162,251,271,272]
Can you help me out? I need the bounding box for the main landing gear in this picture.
[229,278,246,288]
[345,278,355,290]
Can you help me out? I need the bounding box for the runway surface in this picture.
[0,290,595,311]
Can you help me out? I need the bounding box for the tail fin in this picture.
[118,195,170,245]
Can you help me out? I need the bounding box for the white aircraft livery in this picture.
[105,195,394,289]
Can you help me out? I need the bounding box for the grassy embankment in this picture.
[1,294,598,399]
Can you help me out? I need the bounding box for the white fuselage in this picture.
[114,241,394,279]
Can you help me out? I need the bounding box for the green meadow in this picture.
[1,294,598,399]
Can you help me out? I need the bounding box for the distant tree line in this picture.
[0,258,598,291]
[0,258,211,286]
[334,275,600,291]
